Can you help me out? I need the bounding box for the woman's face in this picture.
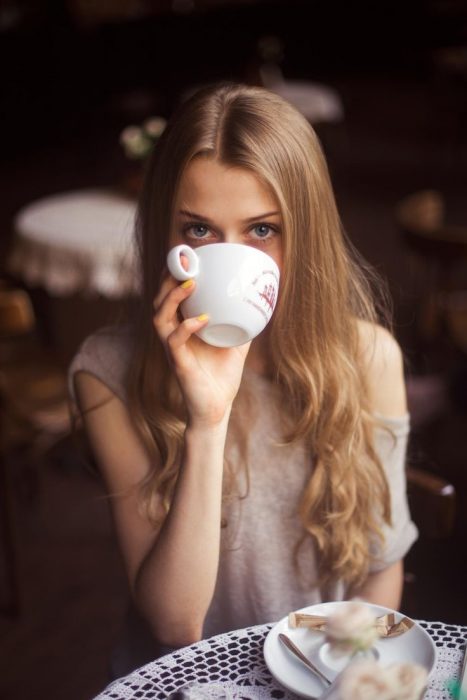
[170,157,283,271]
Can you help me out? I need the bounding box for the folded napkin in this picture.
[288,612,414,638]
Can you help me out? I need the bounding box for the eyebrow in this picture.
[178,209,281,223]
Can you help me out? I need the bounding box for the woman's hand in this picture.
[153,273,251,427]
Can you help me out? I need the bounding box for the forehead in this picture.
[174,157,279,214]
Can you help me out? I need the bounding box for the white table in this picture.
[8,189,138,298]
[264,79,344,124]
[94,620,466,699]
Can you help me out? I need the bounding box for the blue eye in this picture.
[192,225,209,237]
[184,224,211,239]
[251,224,274,239]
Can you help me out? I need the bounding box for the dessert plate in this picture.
[263,601,437,699]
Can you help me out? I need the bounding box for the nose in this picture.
[220,230,247,245]
[218,230,236,244]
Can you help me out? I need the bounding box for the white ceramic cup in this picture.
[166,243,280,347]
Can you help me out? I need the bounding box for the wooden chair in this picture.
[402,462,457,619]
[0,283,70,616]
[406,466,456,540]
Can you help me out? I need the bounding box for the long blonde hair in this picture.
[126,83,391,588]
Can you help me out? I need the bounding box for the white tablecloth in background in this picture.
[266,80,344,124]
[8,189,138,298]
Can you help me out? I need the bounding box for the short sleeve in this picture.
[68,326,133,409]
[369,414,418,571]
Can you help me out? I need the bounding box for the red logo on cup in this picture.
[258,282,276,313]
[243,269,279,321]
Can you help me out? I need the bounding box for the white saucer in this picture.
[263,602,437,699]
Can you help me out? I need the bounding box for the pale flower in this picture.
[143,116,167,138]
[320,660,428,700]
[390,663,428,700]
[119,126,152,159]
[119,117,166,161]
[119,125,142,146]
[325,601,378,655]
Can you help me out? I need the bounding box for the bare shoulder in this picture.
[74,370,153,492]
[356,320,407,417]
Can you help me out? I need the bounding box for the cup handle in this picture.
[166,244,200,281]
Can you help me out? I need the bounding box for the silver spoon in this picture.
[278,632,332,687]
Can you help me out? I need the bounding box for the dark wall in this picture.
[2,0,465,156]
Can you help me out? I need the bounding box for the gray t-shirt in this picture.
[69,327,418,671]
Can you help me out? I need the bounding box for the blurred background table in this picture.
[6,189,138,362]
[8,189,138,299]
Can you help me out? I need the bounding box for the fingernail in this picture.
[181,279,194,289]
[197,313,209,322]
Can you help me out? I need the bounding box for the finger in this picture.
[153,254,191,311]
[166,314,209,365]
[236,339,252,358]
[153,279,197,340]
[153,274,178,312]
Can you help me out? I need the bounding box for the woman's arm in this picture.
[76,371,229,646]
[353,322,409,609]
[75,275,250,647]
[350,560,404,609]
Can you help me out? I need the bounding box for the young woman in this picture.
[70,83,417,674]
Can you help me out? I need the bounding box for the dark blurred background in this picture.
[1,1,467,699]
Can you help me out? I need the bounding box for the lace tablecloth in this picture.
[95,620,466,699]
[8,190,138,298]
